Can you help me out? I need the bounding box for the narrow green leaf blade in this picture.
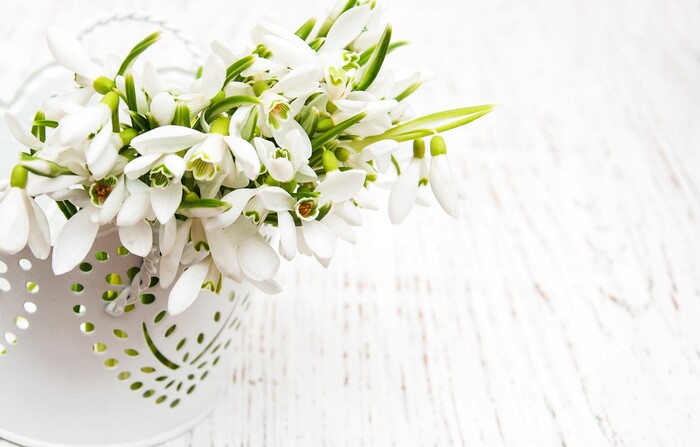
[118,31,161,76]
[355,25,392,91]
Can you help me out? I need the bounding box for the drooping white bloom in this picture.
[388,140,429,224]
[253,129,315,183]
[0,185,51,259]
[46,27,100,85]
[428,136,460,218]
[150,92,177,126]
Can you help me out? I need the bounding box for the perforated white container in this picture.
[0,227,253,447]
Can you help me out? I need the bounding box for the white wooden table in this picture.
[1,0,699,445]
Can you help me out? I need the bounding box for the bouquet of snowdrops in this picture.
[0,1,492,315]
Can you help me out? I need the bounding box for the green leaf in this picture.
[384,105,494,136]
[204,95,261,123]
[224,55,257,86]
[128,111,150,131]
[295,18,316,41]
[125,72,138,112]
[395,81,423,102]
[354,25,392,91]
[355,105,495,147]
[241,107,259,141]
[311,111,367,149]
[358,40,408,66]
[117,31,161,76]
[179,198,230,209]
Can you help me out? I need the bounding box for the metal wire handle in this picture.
[0,9,202,110]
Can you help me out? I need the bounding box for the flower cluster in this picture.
[0,1,492,315]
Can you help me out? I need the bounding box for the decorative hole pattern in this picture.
[23,302,37,314]
[15,317,29,330]
[1,233,252,413]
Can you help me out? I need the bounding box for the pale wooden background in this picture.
[1,0,699,445]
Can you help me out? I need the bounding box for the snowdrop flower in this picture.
[57,92,119,148]
[46,27,101,87]
[5,112,43,151]
[52,175,126,274]
[150,92,177,126]
[428,136,460,218]
[179,53,226,115]
[0,166,50,259]
[124,153,186,224]
[389,139,429,224]
[253,129,315,183]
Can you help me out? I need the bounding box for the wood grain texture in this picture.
[1,0,699,445]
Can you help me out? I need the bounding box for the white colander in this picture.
[0,226,253,447]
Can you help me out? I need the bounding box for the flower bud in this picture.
[150,92,176,126]
[10,165,28,188]
[413,139,426,159]
[210,116,231,135]
[430,135,447,156]
[335,147,351,162]
[93,76,116,95]
[322,150,339,172]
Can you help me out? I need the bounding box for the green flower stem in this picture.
[311,111,367,150]
[395,81,423,102]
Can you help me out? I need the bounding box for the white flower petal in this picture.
[211,39,236,65]
[322,4,372,52]
[163,154,186,180]
[25,175,86,196]
[334,201,363,226]
[46,27,99,81]
[429,155,460,218]
[118,220,153,257]
[117,191,150,226]
[284,127,312,161]
[87,125,118,179]
[354,186,380,210]
[266,158,295,183]
[257,187,295,211]
[131,126,207,155]
[151,182,182,224]
[159,217,177,256]
[5,112,43,149]
[59,103,111,146]
[160,219,192,288]
[277,210,297,261]
[270,63,322,97]
[168,258,211,316]
[239,236,280,281]
[150,92,176,126]
[26,196,51,259]
[97,177,125,224]
[246,277,283,295]
[223,136,261,180]
[201,54,226,99]
[253,136,276,160]
[142,61,162,97]
[316,169,366,203]
[52,207,99,275]
[296,227,313,256]
[206,227,242,281]
[0,188,29,254]
[124,153,161,180]
[302,220,337,260]
[322,213,356,244]
[388,158,420,224]
[262,34,318,69]
[205,188,257,230]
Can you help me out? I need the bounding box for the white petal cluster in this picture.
[1,0,492,315]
